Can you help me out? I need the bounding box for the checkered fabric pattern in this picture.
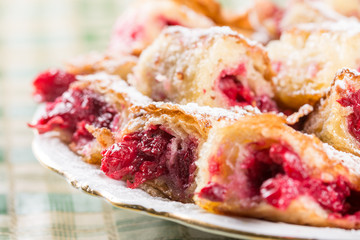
[0,0,246,239]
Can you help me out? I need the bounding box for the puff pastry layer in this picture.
[195,113,360,229]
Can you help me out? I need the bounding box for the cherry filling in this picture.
[33,69,77,102]
[29,88,118,148]
[217,66,278,112]
[338,89,360,143]
[201,142,360,217]
[101,125,198,200]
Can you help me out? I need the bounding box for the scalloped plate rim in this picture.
[31,107,360,240]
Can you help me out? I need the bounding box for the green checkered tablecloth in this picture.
[0,0,245,239]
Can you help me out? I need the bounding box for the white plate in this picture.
[31,132,360,240]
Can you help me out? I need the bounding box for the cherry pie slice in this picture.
[30,73,151,164]
[132,26,278,113]
[98,102,258,203]
[195,113,360,229]
[267,19,360,110]
[305,68,360,157]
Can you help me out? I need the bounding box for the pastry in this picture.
[267,19,360,110]
[132,26,278,112]
[305,68,360,157]
[195,113,360,229]
[280,0,345,33]
[100,102,258,202]
[321,0,360,18]
[108,0,215,56]
[30,73,151,164]
[65,52,138,81]
[220,0,343,43]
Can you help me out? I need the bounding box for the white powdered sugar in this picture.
[163,26,264,49]
[296,19,360,36]
[323,143,360,176]
[137,101,260,122]
[76,72,152,105]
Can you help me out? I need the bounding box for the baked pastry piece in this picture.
[195,113,360,229]
[305,68,360,157]
[267,20,360,110]
[171,0,222,24]
[132,26,278,113]
[280,0,345,33]
[220,0,343,43]
[321,0,360,18]
[108,0,215,56]
[65,52,138,81]
[221,0,283,42]
[30,73,151,164]
[32,54,137,103]
[100,102,257,203]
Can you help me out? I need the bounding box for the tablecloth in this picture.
[0,0,244,239]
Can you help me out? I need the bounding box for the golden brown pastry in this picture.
[132,26,278,113]
[65,52,138,81]
[321,0,360,18]
[108,0,215,56]
[305,68,360,157]
[219,0,344,43]
[267,20,360,110]
[171,0,222,24]
[195,113,360,229]
[30,73,151,164]
[100,102,257,203]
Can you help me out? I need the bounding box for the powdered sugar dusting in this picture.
[76,73,152,105]
[323,143,360,176]
[136,101,260,123]
[164,26,264,49]
[296,19,360,36]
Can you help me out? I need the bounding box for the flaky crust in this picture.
[267,20,360,110]
[195,114,360,228]
[132,26,275,109]
[65,52,138,81]
[305,68,360,157]
[66,73,151,164]
[97,102,258,202]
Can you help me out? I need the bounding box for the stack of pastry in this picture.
[30,0,360,229]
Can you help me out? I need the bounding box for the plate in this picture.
[32,110,360,240]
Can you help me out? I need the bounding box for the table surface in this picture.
[0,0,251,239]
